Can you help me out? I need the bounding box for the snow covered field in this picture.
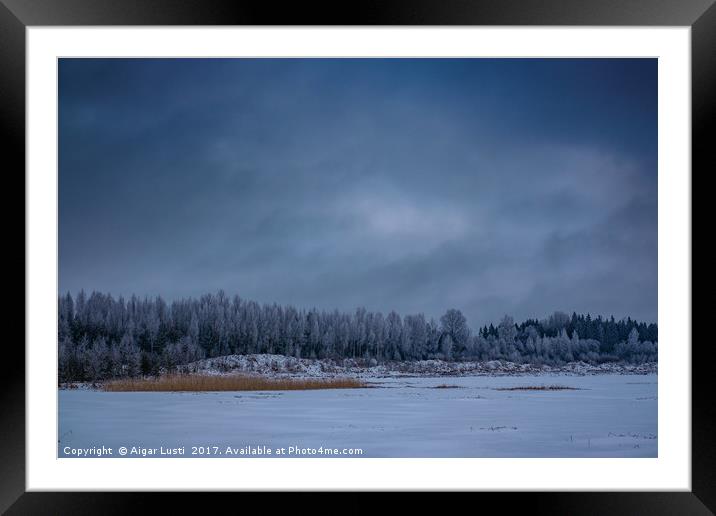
[58,374,656,458]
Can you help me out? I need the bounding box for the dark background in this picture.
[4,0,711,513]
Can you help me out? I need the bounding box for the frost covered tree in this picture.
[405,314,428,360]
[439,333,454,360]
[440,309,470,357]
[119,333,142,377]
[86,337,109,381]
[56,290,658,381]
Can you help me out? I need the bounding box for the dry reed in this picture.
[493,385,579,391]
[102,374,366,392]
[432,384,463,389]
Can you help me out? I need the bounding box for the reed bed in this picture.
[103,374,366,392]
[432,384,463,389]
[493,385,580,391]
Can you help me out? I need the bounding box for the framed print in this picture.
[4,0,711,512]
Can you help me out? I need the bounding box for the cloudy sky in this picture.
[59,58,657,327]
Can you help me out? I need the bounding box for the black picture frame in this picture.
[3,0,710,512]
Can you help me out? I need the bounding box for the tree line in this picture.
[478,311,657,354]
[58,290,657,382]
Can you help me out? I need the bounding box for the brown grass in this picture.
[493,385,580,391]
[432,384,463,389]
[102,374,366,392]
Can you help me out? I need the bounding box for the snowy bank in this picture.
[180,354,657,379]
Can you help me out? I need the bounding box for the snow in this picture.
[58,374,657,458]
[180,353,657,378]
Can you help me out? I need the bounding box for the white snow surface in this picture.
[59,374,657,458]
[180,353,657,378]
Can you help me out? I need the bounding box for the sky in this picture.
[59,58,657,327]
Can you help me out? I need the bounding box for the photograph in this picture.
[56,57,659,459]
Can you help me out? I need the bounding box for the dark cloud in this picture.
[59,58,657,327]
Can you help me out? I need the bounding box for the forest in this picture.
[58,290,658,382]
